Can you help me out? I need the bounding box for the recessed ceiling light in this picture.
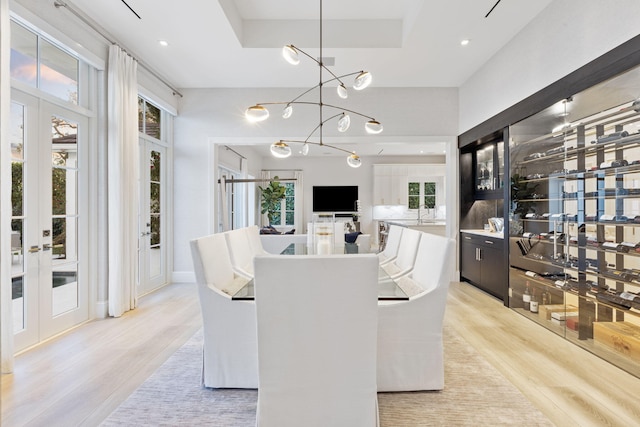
[158,40,169,47]
[460,39,470,46]
[420,150,424,154]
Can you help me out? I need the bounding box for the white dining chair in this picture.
[381,227,421,279]
[253,254,380,427]
[190,233,258,389]
[377,233,455,391]
[377,225,403,265]
[224,227,254,279]
[246,225,269,256]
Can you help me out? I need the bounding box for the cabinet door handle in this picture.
[477,248,482,261]
[484,240,494,245]
[464,236,471,240]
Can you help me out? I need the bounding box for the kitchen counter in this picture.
[460,229,504,239]
[378,219,447,236]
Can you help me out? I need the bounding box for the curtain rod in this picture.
[224,145,247,160]
[53,0,183,98]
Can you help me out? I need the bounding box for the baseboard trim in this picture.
[172,271,195,284]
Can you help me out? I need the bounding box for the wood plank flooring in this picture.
[2,280,640,426]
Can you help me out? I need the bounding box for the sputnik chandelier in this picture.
[244,0,383,168]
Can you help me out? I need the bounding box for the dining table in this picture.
[231,243,409,301]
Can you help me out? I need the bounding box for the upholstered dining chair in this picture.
[246,225,269,257]
[377,225,403,265]
[224,227,254,279]
[381,227,422,279]
[190,233,258,389]
[253,254,380,427]
[377,233,455,391]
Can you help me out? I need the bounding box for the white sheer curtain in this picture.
[107,45,139,317]
[0,0,14,372]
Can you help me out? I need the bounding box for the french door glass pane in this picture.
[12,277,25,333]
[52,266,78,316]
[10,21,37,87]
[51,115,79,315]
[149,150,162,278]
[10,101,27,332]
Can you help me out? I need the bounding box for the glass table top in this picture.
[232,243,408,301]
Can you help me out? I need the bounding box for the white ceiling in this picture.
[61,0,554,156]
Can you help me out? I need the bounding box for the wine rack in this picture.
[509,83,640,378]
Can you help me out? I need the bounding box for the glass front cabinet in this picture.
[475,140,505,198]
[508,65,640,378]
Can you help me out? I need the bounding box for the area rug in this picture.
[101,327,553,426]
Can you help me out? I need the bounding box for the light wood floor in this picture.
[2,280,640,426]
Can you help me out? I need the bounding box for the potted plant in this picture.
[259,176,287,226]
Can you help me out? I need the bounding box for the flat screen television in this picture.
[312,185,358,212]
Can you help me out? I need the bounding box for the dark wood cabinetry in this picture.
[460,232,507,300]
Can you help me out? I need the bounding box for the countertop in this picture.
[460,229,504,239]
[376,219,446,227]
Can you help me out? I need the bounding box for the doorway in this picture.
[10,90,89,352]
[138,140,168,295]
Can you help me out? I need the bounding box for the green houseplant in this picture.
[259,176,287,225]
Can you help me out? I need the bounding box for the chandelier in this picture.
[244,0,383,168]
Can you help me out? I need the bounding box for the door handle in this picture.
[28,245,41,253]
[43,243,52,251]
[140,232,151,237]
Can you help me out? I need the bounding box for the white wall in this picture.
[173,87,458,276]
[459,0,640,133]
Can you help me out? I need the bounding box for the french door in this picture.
[138,139,167,295]
[11,90,88,352]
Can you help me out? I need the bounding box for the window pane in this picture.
[408,195,419,209]
[51,116,78,166]
[424,182,436,195]
[145,102,161,139]
[10,21,37,87]
[40,39,78,104]
[408,182,420,196]
[271,212,282,225]
[424,195,436,209]
[285,196,294,211]
[138,97,145,133]
[12,162,24,216]
[11,219,24,272]
[12,276,25,332]
[52,168,67,216]
[151,215,161,246]
[150,150,161,182]
[150,182,160,214]
[10,102,25,160]
[285,211,294,225]
[52,265,78,316]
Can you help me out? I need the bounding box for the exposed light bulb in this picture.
[337,83,348,99]
[460,39,470,46]
[347,153,362,168]
[245,105,269,122]
[282,104,293,119]
[270,141,292,158]
[353,71,372,90]
[365,120,383,134]
[282,45,300,65]
[337,114,351,132]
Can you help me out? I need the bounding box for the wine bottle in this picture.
[523,281,531,311]
[530,288,539,313]
[541,290,549,305]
